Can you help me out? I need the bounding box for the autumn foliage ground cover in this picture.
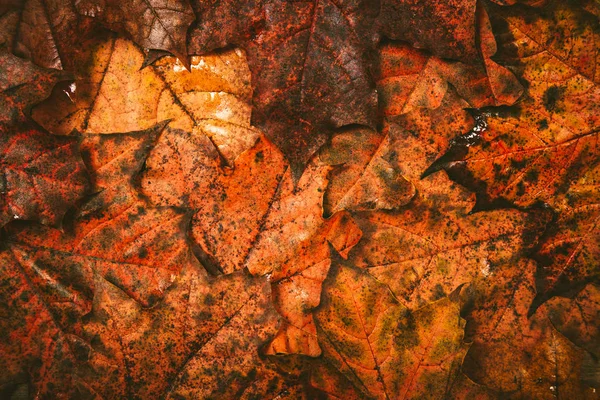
[0,0,599,398]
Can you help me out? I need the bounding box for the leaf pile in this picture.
[0,0,599,398]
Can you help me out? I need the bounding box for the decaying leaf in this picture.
[0,0,95,71]
[81,0,195,65]
[0,53,89,228]
[1,0,599,398]
[314,261,468,399]
[189,0,380,177]
[461,262,598,398]
[429,0,600,209]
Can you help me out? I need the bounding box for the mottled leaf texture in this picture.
[0,123,89,228]
[81,0,195,65]
[0,52,68,124]
[429,0,600,209]
[0,53,89,228]
[33,36,259,163]
[2,0,600,398]
[0,0,95,71]
[190,0,379,177]
[461,262,598,398]
[379,0,479,62]
[314,262,468,399]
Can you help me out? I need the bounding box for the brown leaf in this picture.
[190,0,379,177]
[376,39,521,117]
[429,0,600,209]
[461,261,597,398]
[0,52,68,124]
[0,0,96,70]
[82,0,195,65]
[314,261,468,399]
[546,283,600,358]
[0,123,90,228]
[379,0,479,62]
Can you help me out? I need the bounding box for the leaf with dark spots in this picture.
[244,163,362,357]
[0,248,97,399]
[491,0,600,84]
[0,51,69,124]
[428,62,599,209]
[32,37,259,164]
[314,261,468,399]
[347,179,540,309]
[376,38,521,119]
[141,128,287,275]
[189,0,380,177]
[0,0,96,71]
[531,164,600,305]
[429,0,600,209]
[0,123,90,228]
[187,0,265,53]
[379,0,479,62]
[460,261,597,398]
[250,0,379,177]
[318,126,416,214]
[140,109,362,357]
[81,0,195,66]
[5,122,190,308]
[65,253,304,399]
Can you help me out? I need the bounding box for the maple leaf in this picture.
[32,36,261,164]
[79,261,294,399]
[337,55,545,308]
[0,122,192,398]
[142,128,363,356]
[461,261,597,398]
[427,0,600,210]
[80,0,195,66]
[1,0,600,398]
[0,52,69,124]
[0,0,96,71]
[312,261,468,399]
[189,0,379,178]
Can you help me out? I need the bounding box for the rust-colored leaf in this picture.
[189,0,379,177]
[379,0,479,62]
[313,261,468,399]
[461,262,597,398]
[428,0,600,209]
[1,1,599,398]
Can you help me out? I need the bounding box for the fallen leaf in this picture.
[546,283,600,358]
[32,37,259,164]
[0,0,95,70]
[379,0,479,62]
[189,0,379,177]
[314,261,468,399]
[82,0,195,65]
[428,0,600,209]
[461,261,597,398]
